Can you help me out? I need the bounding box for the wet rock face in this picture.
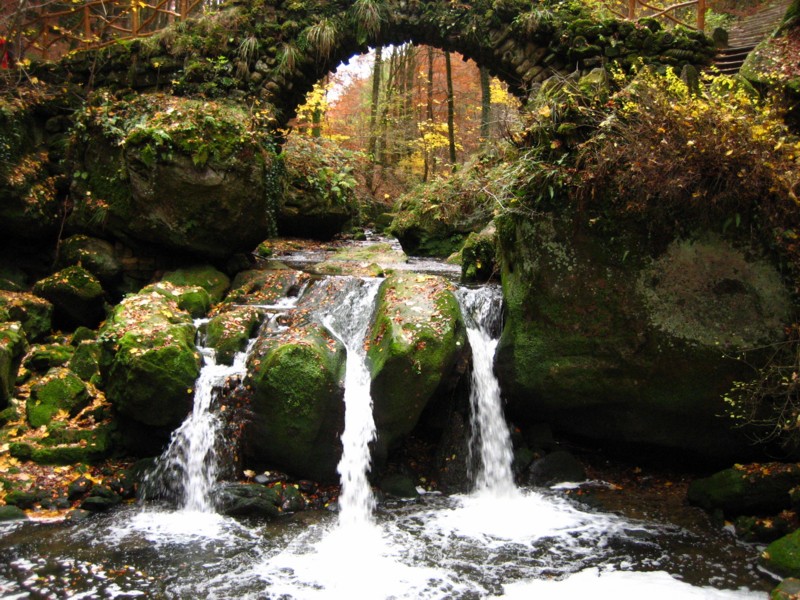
[496,214,793,461]
[367,274,468,460]
[244,320,346,484]
[688,463,800,517]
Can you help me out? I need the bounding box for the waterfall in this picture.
[457,286,517,497]
[146,320,256,513]
[321,278,382,528]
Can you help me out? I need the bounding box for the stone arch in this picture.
[244,0,714,127]
[50,0,715,131]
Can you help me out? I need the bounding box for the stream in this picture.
[0,237,775,599]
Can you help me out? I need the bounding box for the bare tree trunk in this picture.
[480,66,491,144]
[423,46,434,183]
[366,45,383,194]
[445,50,457,172]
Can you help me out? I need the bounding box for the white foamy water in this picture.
[493,568,766,599]
[110,509,246,547]
[457,286,516,497]
[147,322,256,513]
[321,277,382,529]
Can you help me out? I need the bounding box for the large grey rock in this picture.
[496,214,792,461]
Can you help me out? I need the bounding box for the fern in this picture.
[305,17,339,60]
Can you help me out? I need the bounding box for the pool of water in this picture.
[0,487,772,599]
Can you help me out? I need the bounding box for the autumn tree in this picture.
[291,44,521,200]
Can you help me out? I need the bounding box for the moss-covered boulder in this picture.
[771,578,800,599]
[216,482,281,518]
[57,235,122,283]
[9,425,112,464]
[0,505,29,521]
[69,95,280,258]
[0,291,52,341]
[389,212,471,258]
[26,367,90,427]
[68,340,102,383]
[0,322,27,407]
[244,321,345,483]
[23,343,74,373]
[33,266,106,330]
[99,290,200,432]
[206,306,261,365]
[461,223,497,283]
[161,265,230,304]
[315,242,407,277]
[495,214,792,461]
[141,281,211,319]
[688,463,800,517]
[367,274,467,457]
[224,267,311,307]
[279,135,357,240]
[764,531,800,579]
[0,104,61,241]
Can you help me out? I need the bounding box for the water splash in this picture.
[321,277,383,529]
[456,286,516,497]
[146,321,256,513]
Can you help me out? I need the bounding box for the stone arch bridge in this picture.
[50,0,713,128]
[2,0,714,260]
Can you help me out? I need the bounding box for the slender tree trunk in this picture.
[402,45,417,160]
[480,66,491,144]
[366,45,383,193]
[379,46,398,167]
[311,107,322,138]
[423,46,435,183]
[445,51,457,172]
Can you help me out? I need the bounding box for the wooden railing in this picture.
[3,0,213,62]
[604,0,708,30]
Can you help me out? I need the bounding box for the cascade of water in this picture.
[321,278,382,529]
[457,286,517,497]
[148,320,256,513]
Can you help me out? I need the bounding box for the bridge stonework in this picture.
[48,0,715,128]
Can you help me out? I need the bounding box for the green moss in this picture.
[206,306,261,365]
[0,406,19,425]
[27,367,90,427]
[0,322,27,405]
[162,266,230,304]
[58,235,121,282]
[4,490,39,509]
[688,464,800,516]
[142,282,211,318]
[461,225,497,283]
[245,322,345,482]
[68,341,102,383]
[32,266,106,329]
[23,344,75,373]
[367,274,466,451]
[765,530,800,578]
[0,292,53,341]
[99,291,200,428]
[0,506,28,521]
